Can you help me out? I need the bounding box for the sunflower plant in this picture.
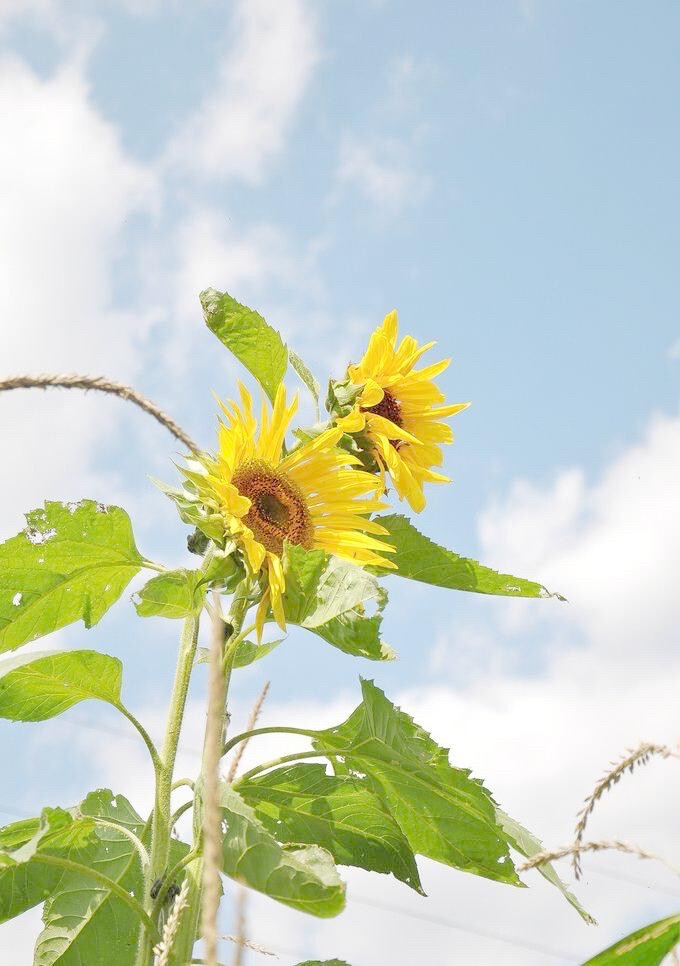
[0,289,589,966]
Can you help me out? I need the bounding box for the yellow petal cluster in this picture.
[182,383,395,638]
[339,311,469,512]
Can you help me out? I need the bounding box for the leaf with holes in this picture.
[582,913,680,965]
[370,514,561,599]
[133,569,206,619]
[497,809,594,924]
[0,650,122,722]
[314,679,519,884]
[237,762,423,893]
[0,501,145,653]
[220,784,345,917]
[201,288,288,403]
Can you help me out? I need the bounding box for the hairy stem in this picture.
[114,702,162,772]
[234,750,331,785]
[135,554,214,966]
[223,724,318,758]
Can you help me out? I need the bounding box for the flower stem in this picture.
[135,552,214,966]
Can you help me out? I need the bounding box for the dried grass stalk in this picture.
[573,741,680,877]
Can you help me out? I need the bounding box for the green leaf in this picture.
[238,763,423,893]
[219,784,345,918]
[371,514,561,599]
[314,679,519,884]
[35,790,151,966]
[0,650,122,721]
[0,501,145,653]
[196,637,285,670]
[0,808,96,924]
[582,914,680,965]
[233,637,285,668]
[201,288,288,404]
[312,598,395,662]
[280,544,393,660]
[133,569,206,619]
[295,961,351,965]
[497,809,595,924]
[289,348,321,418]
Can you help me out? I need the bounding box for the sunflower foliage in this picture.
[0,288,587,966]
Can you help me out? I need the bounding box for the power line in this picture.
[348,893,575,962]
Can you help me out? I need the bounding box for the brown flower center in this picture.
[232,460,313,555]
[363,388,404,450]
[364,388,402,427]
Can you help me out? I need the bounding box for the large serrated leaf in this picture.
[280,545,393,660]
[582,913,680,965]
[220,784,345,918]
[497,809,594,924]
[371,514,560,598]
[133,568,206,619]
[0,501,144,653]
[201,288,288,403]
[237,763,422,893]
[0,809,97,924]
[0,650,122,721]
[314,679,519,885]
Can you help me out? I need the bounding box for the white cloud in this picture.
[6,407,680,963]
[335,134,429,211]
[239,408,680,963]
[668,337,680,361]
[0,54,158,534]
[166,0,318,182]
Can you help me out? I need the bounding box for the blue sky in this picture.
[1,2,679,964]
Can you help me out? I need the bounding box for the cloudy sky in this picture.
[1,1,679,963]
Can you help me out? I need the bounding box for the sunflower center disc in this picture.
[364,388,403,427]
[232,460,313,555]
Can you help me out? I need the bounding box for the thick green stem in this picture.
[135,553,215,966]
[167,582,251,966]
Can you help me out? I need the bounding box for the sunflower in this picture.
[181,383,395,638]
[336,310,469,513]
